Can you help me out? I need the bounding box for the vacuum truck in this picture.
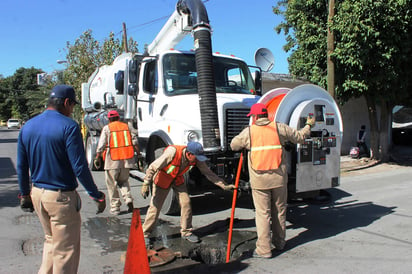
[81,0,343,214]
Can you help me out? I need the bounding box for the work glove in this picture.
[137,155,145,172]
[19,194,34,212]
[91,191,106,214]
[223,184,237,192]
[305,116,316,128]
[141,181,150,199]
[93,157,102,170]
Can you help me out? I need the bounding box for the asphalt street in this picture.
[1,127,411,273]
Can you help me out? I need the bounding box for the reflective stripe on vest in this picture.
[154,145,195,189]
[108,121,134,161]
[250,122,282,172]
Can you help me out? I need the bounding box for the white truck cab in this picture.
[136,50,259,157]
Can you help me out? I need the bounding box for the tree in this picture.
[274,0,329,87]
[0,67,47,121]
[63,30,138,122]
[0,30,138,122]
[0,77,13,120]
[274,0,412,161]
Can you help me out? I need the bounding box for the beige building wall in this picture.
[339,97,370,154]
[261,73,307,92]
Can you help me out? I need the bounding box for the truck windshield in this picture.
[162,53,255,96]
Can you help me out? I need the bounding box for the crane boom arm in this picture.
[147,10,191,55]
[146,0,211,56]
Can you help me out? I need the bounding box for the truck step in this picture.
[130,170,145,181]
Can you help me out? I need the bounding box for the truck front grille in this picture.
[225,109,250,148]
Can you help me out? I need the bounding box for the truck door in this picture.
[137,59,158,138]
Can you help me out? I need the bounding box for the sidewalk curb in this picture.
[340,158,381,173]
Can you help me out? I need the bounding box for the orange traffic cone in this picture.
[124,209,151,274]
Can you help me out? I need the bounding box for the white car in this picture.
[7,119,21,129]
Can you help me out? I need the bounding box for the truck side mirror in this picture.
[115,70,124,94]
[129,60,138,84]
[128,83,138,96]
[254,70,262,96]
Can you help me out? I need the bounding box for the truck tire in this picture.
[86,135,98,171]
[160,190,180,215]
[160,171,195,215]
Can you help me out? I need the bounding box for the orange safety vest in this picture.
[249,122,282,172]
[108,121,134,161]
[154,145,196,189]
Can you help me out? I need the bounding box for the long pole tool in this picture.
[226,152,243,263]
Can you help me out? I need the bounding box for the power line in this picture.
[113,15,171,37]
[114,0,211,38]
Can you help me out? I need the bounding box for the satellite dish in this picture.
[254,48,275,72]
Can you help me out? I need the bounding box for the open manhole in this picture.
[188,245,226,264]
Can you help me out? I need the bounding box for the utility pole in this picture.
[123,22,129,53]
[327,0,335,98]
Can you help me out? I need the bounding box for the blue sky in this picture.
[1,0,290,78]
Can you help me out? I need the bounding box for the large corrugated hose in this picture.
[177,0,221,152]
[193,27,221,152]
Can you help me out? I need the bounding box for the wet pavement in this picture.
[78,192,259,273]
[2,127,411,273]
[2,154,390,273]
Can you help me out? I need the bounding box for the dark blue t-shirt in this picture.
[17,109,99,199]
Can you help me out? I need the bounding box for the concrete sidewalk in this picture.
[341,145,412,172]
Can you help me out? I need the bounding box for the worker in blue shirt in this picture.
[17,85,106,274]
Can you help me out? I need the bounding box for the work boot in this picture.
[110,208,120,215]
[182,234,200,243]
[127,202,134,213]
[252,250,272,259]
[271,242,285,251]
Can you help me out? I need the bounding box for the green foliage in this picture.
[0,67,47,121]
[64,30,139,91]
[64,30,101,96]
[274,0,329,88]
[332,0,412,105]
[274,0,411,105]
[274,0,411,160]
[0,30,138,122]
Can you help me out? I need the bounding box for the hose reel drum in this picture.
[257,84,343,194]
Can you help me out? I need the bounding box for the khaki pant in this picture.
[252,186,287,255]
[105,168,133,211]
[31,186,81,274]
[143,182,193,237]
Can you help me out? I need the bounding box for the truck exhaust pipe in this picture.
[177,0,221,152]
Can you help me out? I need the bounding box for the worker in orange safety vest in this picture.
[230,103,315,259]
[96,110,140,215]
[141,142,236,246]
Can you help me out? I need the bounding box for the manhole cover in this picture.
[15,214,40,225]
[148,247,176,267]
[22,237,43,256]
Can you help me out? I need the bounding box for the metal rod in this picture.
[226,153,243,263]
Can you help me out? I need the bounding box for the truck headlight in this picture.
[185,130,200,143]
